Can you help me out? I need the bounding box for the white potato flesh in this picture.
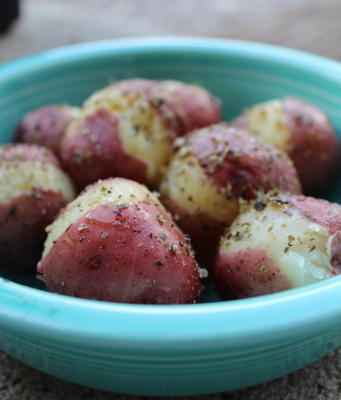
[43,178,160,258]
[220,201,334,287]
[0,160,75,204]
[84,88,174,184]
[245,99,290,149]
[160,147,239,223]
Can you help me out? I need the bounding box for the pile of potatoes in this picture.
[1,78,339,304]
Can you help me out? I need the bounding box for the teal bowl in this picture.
[0,38,340,397]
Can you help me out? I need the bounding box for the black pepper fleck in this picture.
[253,200,266,211]
[117,204,128,210]
[155,260,164,267]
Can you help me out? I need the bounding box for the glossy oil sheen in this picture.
[0,38,340,396]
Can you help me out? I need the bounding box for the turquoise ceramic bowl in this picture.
[0,38,340,397]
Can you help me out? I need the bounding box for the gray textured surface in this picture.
[1,0,341,62]
[0,0,340,398]
[0,349,340,399]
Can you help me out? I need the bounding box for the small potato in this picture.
[0,144,76,272]
[61,79,220,189]
[96,79,222,135]
[160,124,301,259]
[214,193,341,299]
[233,97,340,195]
[14,105,80,156]
[37,178,201,304]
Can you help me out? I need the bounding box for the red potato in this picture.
[14,105,80,156]
[160,124,302,260]
[233,97,340,195]
[214,193,341,299]
[99,79,222,135]
[0,144,76,272]
[37,178,201,304]
[60,79,220,189]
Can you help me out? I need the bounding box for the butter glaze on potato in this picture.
[38,178,201,304]
[14,105,80,156]
[160,124,301,259]
[61,79,220,189]
[233,97,340,195]
[0,144,76,271]
[214,193,341,299]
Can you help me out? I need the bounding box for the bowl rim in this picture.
[0,37,340,350]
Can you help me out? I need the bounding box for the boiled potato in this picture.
[37,177,201,304]
[60,79,220,189]
[233,97,340,195]
[214,193,341,299]
[0,144,76,271]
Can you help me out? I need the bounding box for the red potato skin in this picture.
[283,97,340,195]
[104,79,221,136]
[189,126,302,199]
[0,190,67,272]
[150,81,221,135]
[14,105,76,156]
[0,143,60,166]
[38,202,201,304]
[160,194,237,265]
[291,195,341,233]
[214,248,291,299]
[330,232,341,274]
[60,108,148,190]
[291,195,341,274]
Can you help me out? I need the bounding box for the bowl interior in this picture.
[0,38,340,300]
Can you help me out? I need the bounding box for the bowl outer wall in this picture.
[0,38,340,396]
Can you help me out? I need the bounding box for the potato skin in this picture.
[283,97,340,194]
[0,144,76,272]
[215,247,291,299]
[14,105,79,156]
[148,79,221,134]
[160,125,301,261]
[160,192,235,262]
[233,97,340,195]
[38,178,201,304]
[0,190,67,272]
[291,195,341,234]
[60,108,148,190]
[214,194,341,300]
